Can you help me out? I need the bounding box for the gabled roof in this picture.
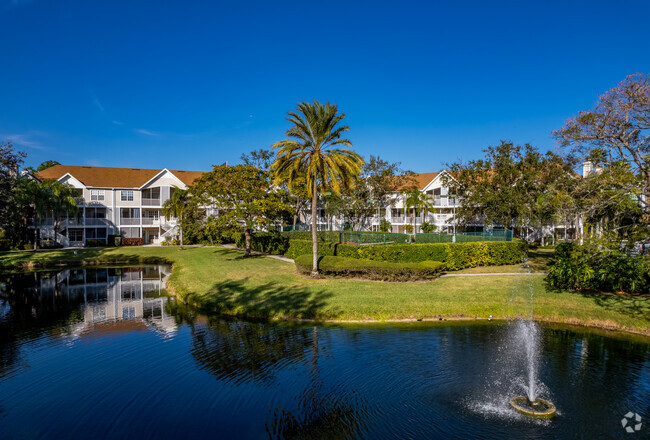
[35,165,207,188]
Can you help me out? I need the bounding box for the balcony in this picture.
[391,216,405,223]
[120,218,140,226]
[85,218,109,226]
[142,198,160,206]
[142,218,160,226]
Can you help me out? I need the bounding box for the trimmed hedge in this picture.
[121,238,143,246]
[336,243,447,263]
[335,240,526,269]
[234,232,289,255]
[285,239,338,260]
[240,232,526,271]
[85,239,106,247]
[295,254,445,281]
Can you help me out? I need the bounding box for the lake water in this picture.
[0,266,648,439]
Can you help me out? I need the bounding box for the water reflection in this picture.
[0,265,175,377]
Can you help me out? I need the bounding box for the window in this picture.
[121,190,134,201]
[90,190,105,201]
[68,229,83,241]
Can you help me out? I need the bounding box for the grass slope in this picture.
[0,246,647,334]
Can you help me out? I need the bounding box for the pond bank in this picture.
[0,246,647,336]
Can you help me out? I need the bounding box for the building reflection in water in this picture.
[0,265,177,340]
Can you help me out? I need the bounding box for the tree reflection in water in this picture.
[188,317,374,439]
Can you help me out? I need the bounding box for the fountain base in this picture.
[509,396,556,419]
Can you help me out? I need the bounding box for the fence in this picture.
[280,229,512,244]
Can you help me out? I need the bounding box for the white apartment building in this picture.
[35,165,207,246]
[303,171,461,233]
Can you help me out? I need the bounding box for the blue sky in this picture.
[2,0,649,173]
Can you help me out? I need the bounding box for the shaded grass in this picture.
[1,246,647,335]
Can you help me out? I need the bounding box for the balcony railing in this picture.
[391,216,405,223]
[120,218,140,225]
[142,198,160,206]
[142,218,160,225]
[85,218,109,226]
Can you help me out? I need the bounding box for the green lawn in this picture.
[0,246,648,335]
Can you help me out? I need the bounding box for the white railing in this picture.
[142,199,160,206]
[142,218,160,226]
[120,218,140,225]
[391,216,405,223]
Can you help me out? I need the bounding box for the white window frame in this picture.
[90,190,105,201]
[121,190,134,202]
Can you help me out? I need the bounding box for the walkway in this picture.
[221,244,294,263]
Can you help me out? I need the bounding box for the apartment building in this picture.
[305,171,461,233]
[35,165,207,246]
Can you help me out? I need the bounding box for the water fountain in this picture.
[508,265,556,419]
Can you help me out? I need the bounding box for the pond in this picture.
[0,266,648,439]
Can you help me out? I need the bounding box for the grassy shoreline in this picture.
[0,246,648,336]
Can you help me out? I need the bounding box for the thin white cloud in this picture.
[112,120,124,125]
[3,133,47,150]
[134,128,159,136]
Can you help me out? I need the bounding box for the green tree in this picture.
[330,156,413,231]
[0,141,27,247]
[272,100,363,277]
[553,73,650,239]
[162,186,191,250]
[445,141,574,240]
[15,179,77,249]
[404,188,433,235]
[46,180,78,242]
[193,165,287,256]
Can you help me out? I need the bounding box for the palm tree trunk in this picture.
[179,213,184,250]
[311,180,319,278]
[33,212,39,251]
[244,228,251,257]
[413,207,416,235]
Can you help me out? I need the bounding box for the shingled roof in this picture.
[35,165,207,188]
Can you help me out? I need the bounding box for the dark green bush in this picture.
[285,239,338,260]
[235,232,290,255]
[546,242,650,294]
[108,234,121,247]
[295,254,445,281]
[85,239,106,247]
[336,243,448,262]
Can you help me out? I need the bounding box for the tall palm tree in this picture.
[404,189,434,235]
[272,100,363,277]
[44,180,78,241]
[16,178,50,250]
[162,186,190,250]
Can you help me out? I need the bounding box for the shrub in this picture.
[379,219,391,233]
[85,239,106,247]
[336,242,447,263]
[121,237,143,246]
[546,242,650,294]
[420,221,436,233]
[294,254,445,281]
[285,239,338,260]
[108,234,121,247]
[235,232,290,255]
[334,240,526,270]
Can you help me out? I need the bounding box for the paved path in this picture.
[221,244,294,263]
